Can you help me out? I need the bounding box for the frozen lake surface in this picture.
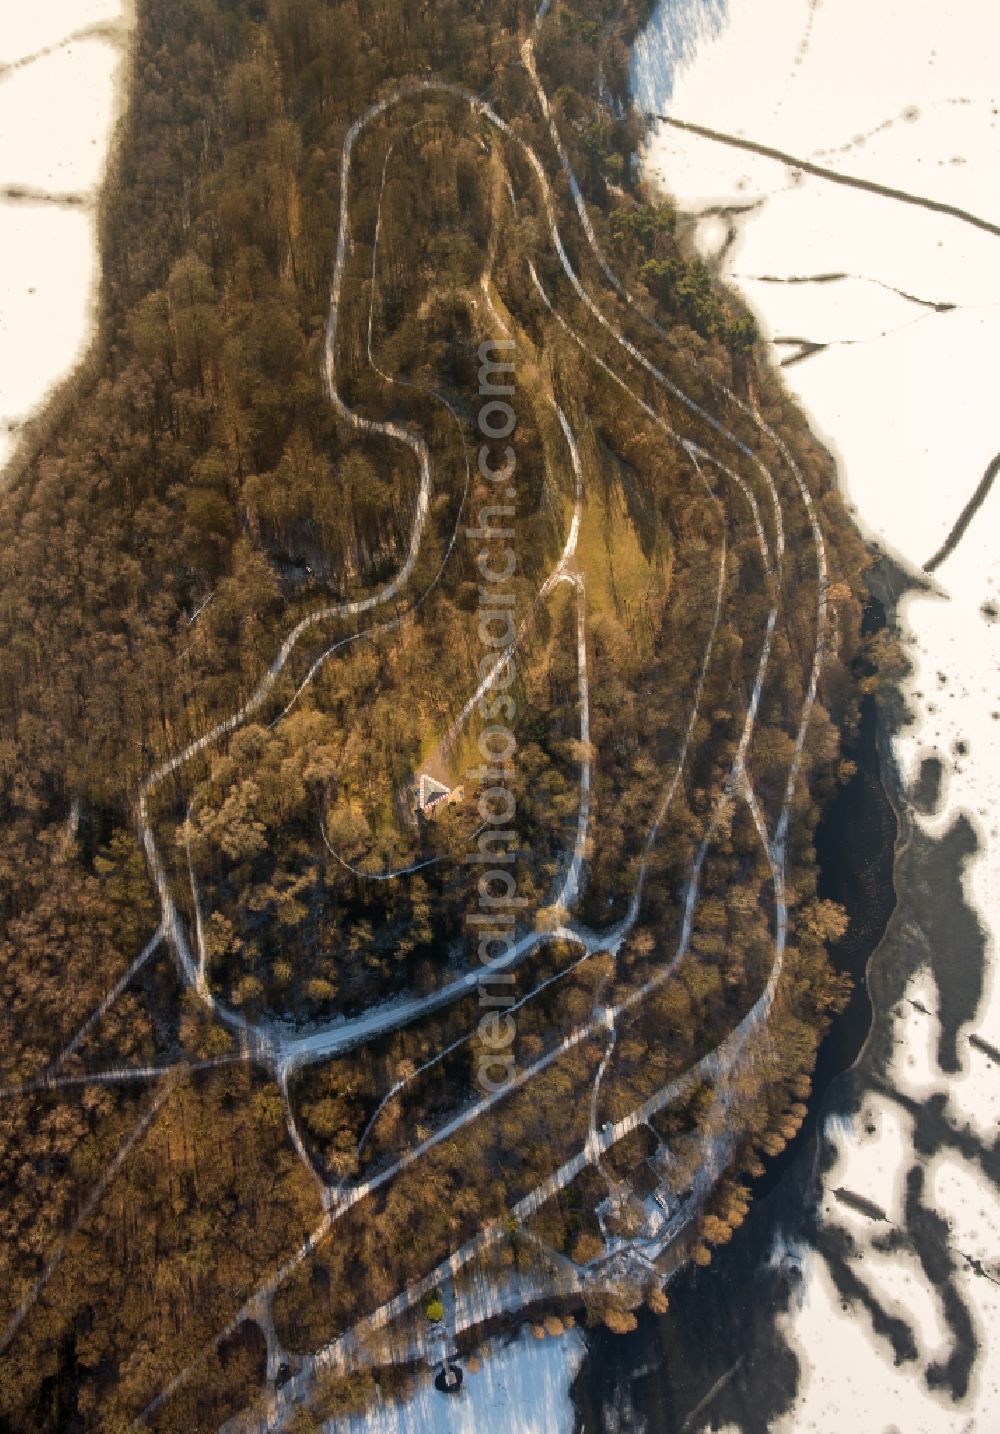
[0,0,131,475]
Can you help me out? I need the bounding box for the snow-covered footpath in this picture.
[0,0,132,476]
[635,1,1000,1429]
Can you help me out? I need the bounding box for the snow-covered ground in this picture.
[634,1,1000,1429]
[328,1325,586,1434]
[0,0,132,475]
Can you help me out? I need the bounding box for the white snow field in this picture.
[0,0,132,474]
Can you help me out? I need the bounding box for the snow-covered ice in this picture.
[0,0,132,475]
[635,0,1000,571]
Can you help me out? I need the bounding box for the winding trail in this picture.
[102,61,828,1429]
[138,73,808,1084]
[135,340,782,1434]
[0,13,840,1426]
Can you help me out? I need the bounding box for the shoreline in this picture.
[569,552,992,1431]
[568,0,1000,1427]
[569,569,903,1433]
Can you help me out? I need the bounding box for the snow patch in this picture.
[327,1326,586,1434]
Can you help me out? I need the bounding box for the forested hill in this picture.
[0,2,878,1429]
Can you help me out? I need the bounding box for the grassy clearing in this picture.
[575,438,671,656]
